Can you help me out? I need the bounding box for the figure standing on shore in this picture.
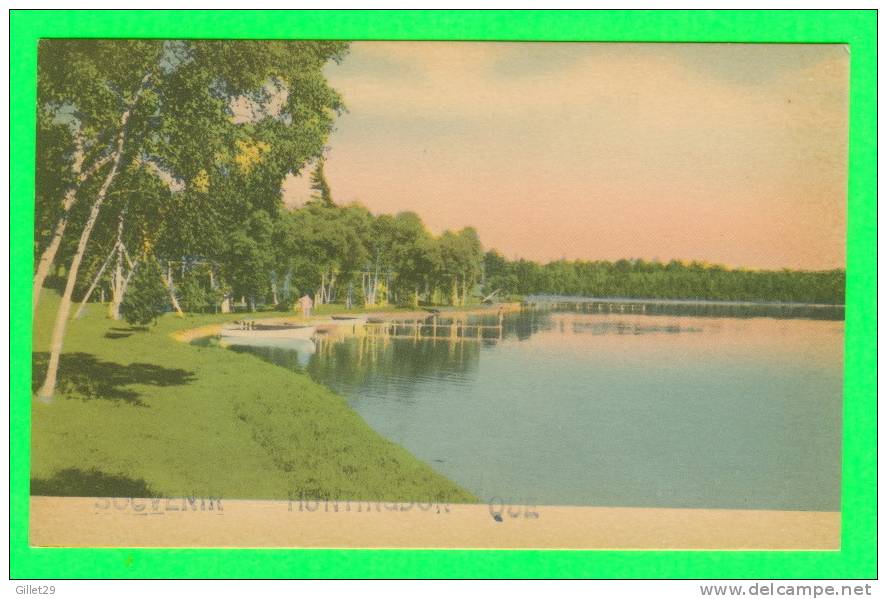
[298,293,314,317]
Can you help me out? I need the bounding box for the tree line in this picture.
[90,199,845,319]
[187,201,485,313]
[483,252,845,305]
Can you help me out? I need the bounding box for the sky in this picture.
[282,42,849,270]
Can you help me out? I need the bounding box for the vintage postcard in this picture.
[29,39,848,551]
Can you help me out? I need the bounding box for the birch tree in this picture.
[35,40,349,400]
[31,41,160,313]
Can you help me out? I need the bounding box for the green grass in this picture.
[31,291,476,503]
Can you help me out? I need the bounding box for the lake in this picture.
[216,304,844,511]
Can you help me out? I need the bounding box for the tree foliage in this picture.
[309,158,334,206]
[34,39,350,399]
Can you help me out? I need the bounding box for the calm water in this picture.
[216,307,844,511]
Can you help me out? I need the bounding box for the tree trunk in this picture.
[108,249,122,319]
[37,137,128,401]
[119,257,139,307]
[108,213,125,319]
[362,272,370,306]
[370,262,381,306]
[38,70,153,400]
[326,272,337,304]
[74,242,118,319]
[32,153,112,315]
[164,264,185,317]
[363,272,373,307]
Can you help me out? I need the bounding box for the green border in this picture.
[10,9,877,579]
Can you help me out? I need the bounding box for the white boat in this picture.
[220,323,317,340]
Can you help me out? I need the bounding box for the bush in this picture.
[274,286,296,311]
[178,276,210,313]
[120,257,169,326]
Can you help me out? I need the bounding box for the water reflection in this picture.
[223,337,316,368]
[309,336,482,400]
[524,297,845,321]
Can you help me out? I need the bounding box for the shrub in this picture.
[120,256,169,326]
[178,275,210,313]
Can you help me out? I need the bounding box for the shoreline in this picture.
[170,296,842,344]
[524,295,845,309]
[171,302,522,343]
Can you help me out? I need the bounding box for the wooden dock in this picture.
[363,318,505,341]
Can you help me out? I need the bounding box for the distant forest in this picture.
[46,198,845,311]
[483,251,845,305]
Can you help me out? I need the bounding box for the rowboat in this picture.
[221,323,317,340]
[330,315,367,323]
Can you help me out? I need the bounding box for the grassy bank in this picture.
[31,292,476,503]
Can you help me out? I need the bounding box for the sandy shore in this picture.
[30,496,839,550]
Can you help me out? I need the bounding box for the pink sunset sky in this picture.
[282,42,848,270]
